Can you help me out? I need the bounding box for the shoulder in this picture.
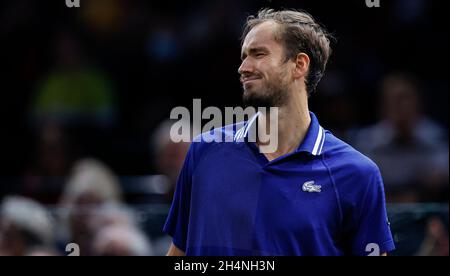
[322,131,385,206]
[322,130,381,180]
[192,122,246,143]
[188,122,246,162]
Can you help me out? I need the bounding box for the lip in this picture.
[241,76,262,84]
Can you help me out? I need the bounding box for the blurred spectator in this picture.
[24,247,61,256]
[59,158,123,255]
[150,119,191,204]
[60,158,122,206]
[352,73,448,202]
[30,30,117,129]
[0,196,55,256]
[88,204,137,230]
[21,123,74,204]
[88,204,154,256]
[416,216,449,256]
[146,119,192,255]
[58,158,155,256]
[92,224,153,256]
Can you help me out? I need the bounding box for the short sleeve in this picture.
[351,167,396,256]
[162,144,195,252]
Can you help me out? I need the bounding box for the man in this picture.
[0,196,55,256]
[353,72,448,203]
[163,9,395,256]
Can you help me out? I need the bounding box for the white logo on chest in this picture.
[302,181,321,193]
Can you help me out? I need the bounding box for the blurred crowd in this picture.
[0,0,448,255]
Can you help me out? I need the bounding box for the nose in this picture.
[238,57,252,75]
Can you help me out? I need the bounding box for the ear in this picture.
[293,53,310,79]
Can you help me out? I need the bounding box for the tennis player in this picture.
[163,9,395,256]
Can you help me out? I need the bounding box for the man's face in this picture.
[239,21,294,108]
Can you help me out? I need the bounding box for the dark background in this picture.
[1,0,447,176]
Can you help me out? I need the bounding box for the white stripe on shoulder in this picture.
[317,127,326,155]
[312,126,323,155]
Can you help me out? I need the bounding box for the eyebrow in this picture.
[241,46,269,60]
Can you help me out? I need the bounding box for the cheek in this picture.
[277,65,293,81]
[257,64,275,80]
[265,67,287,83]
[255,58,273,72]
[255,59,289,83]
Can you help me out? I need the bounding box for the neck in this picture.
[257,89,311,161]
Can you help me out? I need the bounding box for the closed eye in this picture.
[241,46,269,60]
[255,53,265,58]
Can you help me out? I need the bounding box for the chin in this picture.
[243,91,270,108]
[243,83,262,95]
[243,89,259,102]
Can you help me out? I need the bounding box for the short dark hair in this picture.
[242,9,333,95]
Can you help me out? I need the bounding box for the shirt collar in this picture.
[234,111,325,156]
[296,112,325,156]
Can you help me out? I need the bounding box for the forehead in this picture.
[242,20,282,52]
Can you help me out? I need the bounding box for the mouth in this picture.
[241,76,262,85]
